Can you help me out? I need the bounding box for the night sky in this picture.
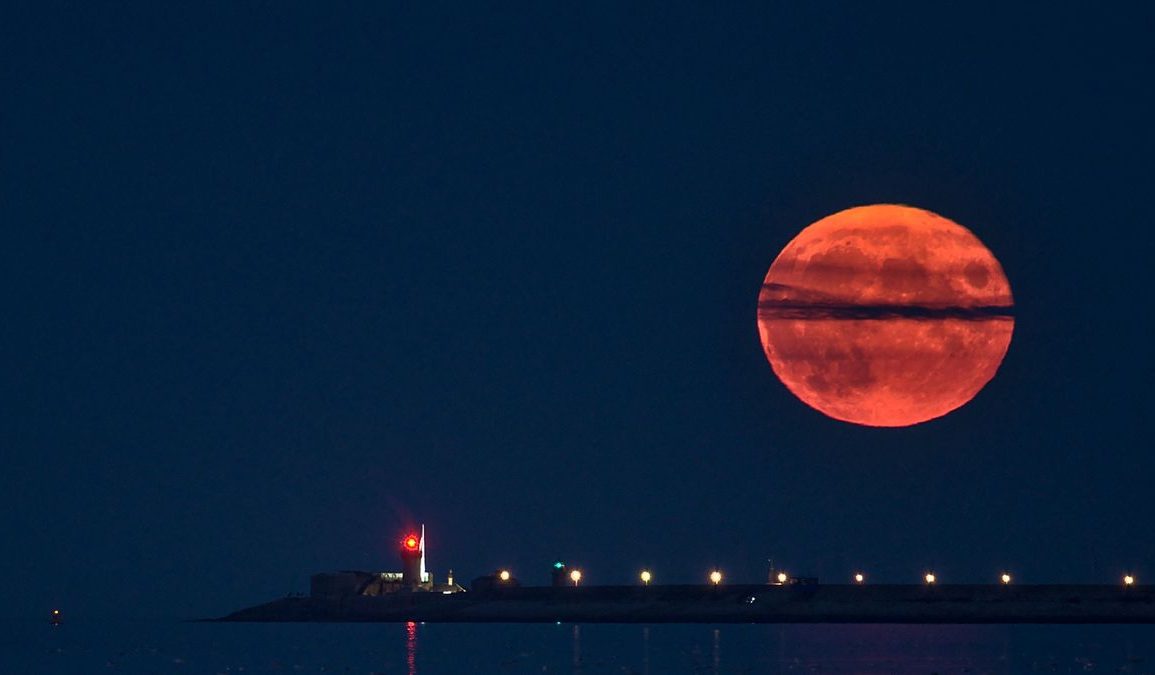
[5,3,1154,619]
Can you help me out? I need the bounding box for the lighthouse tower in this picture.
[399,525,432,587]
[400,530,422,586]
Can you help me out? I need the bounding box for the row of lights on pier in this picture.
[917,572,1137,587]
[502,568,585,584]
[499,568,1139,587]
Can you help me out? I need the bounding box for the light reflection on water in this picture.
[395,621,1152,674]
[7,619,1155,673]
[712,627,720,674]
[571,624,580,672]
[405,620,417,675]
[641,624,650,675]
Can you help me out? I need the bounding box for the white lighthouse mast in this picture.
[420,524,428,583]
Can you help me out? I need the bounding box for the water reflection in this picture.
[711,627,720,675]
[772,624,1010,674]
[390,622,1155,674]
[405,620,417,675]
[12,617,1155,675]
[571,624,581,673]
[641,626,649,675]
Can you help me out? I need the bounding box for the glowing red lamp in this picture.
[402,534,420,551]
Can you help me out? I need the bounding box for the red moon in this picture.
[757,204,1014,427]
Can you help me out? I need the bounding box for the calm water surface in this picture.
[4,620,1153,674]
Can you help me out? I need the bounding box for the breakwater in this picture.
[217,584,1155,624]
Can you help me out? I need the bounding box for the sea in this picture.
[5,620,1154,674]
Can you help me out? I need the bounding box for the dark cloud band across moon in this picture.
[759,283,1015,321]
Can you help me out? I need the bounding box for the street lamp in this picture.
[640,570,652,585]
[1000,572,1012,585]
[924,572,936,585]
[853,573,865,584]
[709,570,723,586]
[569,569,582,586]
[776,571,788,584]
[498,570,511,582]
[1124,574,1136,587]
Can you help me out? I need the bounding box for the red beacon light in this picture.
[402,534,420,551]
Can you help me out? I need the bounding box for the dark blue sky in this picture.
[4,3,1153,619]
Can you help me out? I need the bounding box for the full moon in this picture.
[757,204,1014,427]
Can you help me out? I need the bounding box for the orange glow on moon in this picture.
[757,204,1013,427]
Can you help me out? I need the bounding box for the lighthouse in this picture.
[400,530,423,586]
[309,523,461,596]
